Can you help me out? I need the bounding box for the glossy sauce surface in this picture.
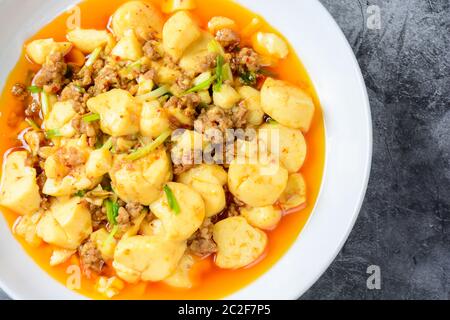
[0,0,325,299]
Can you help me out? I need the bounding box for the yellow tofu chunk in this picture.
[179,32,214,76]
[228,154,288,207]
[87,89,142,137]
[150,182,205,241]
[213,84,241,109]
[43,136,99,197]
[207,16,237,34]
[67,28,110,53]
[252,32,289,60]
[85,148,113,179]
[13,212,43,246]
[111,1,164,40]
[50,249,76,266]
[110,148,172,205]
[279,173,307,210]
[163,254,194,288]
[96,276,125,298]
[238,86,264,126]
[113,235,186,283]
[140,100,171,139]
[90,228,116,261]
[26,39,72,65]
[112,30,143,61]
[36,197,92,249]
[0,151,41,215]
[44,100,77,136]
[241,206,282,230]
[261,78,315,131]
[177,165,227,217]
[259,122,307,173]
[213,217,267,269]
[163,11,201,61]
[162,0,197,14]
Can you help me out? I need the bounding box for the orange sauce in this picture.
[0,0,325,299]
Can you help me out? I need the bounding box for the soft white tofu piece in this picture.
[0,151,41,215]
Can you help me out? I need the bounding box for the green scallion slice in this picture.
[163,185,180,215]
[127,130,171,161]
[82,113,100,123]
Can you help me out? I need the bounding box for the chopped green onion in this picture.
[41,91,50,118]
[105,199,120,225]
[101,137,113,151]
[82,113,100,123]
[163,185,180,215]
[213,55,225,92]
[105,225,119,244]
[85,47,102,68]
[223,63,233,82]
[136,86,170,102]
[127,130,171,161]
[239,70,257,86]
[267,118,278,125]
[45,129,63,139]
[119,58,146,77]
[74,190,86,197]
[74,85,85,93]
[207,39,225,55]
[27,85,42,93]
[25,118,40,130]
[184,75,217,94]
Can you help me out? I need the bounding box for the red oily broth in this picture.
[0,0,325,299]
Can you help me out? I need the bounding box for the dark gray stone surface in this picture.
[0,0,449,300]
[302,0,450,300]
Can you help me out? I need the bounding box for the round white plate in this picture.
[0,0,372,300]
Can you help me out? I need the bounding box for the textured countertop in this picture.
[1,0,449,300]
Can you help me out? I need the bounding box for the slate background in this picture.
[1,0,449,300]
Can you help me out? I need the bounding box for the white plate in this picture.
[0,0,372,300]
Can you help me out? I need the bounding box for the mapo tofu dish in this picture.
[0,0,325,299]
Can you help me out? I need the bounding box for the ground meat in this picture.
[230,103,248,128]
[117,207,131,229]
[188,218,217,257]
[24,100,41,117]
[175,74,192,91]
[164,94,201,128]
[40,196,51,210]
[215,28,240,51]
[60,84,92,114]
[117,203,144,231]
[36,172,47,190]
[125,202,144,219]
[231,48,261,73]
[71,117,98,138]
[93,64,120,94]
[143,40,162,60]
[34,52,68,93]
[195,106,233,135]
[60,84,83,102]
[56,146,87,169]
[194,105,247,145]
[200,52,218,72]
[11,83,28,101]
[79,240,105,276]
[142,69,156,81]
[90,204,106,230]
